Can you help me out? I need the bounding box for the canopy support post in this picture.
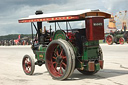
[66,22,68,33]
[55,22,56,31]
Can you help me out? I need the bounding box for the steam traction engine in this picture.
[19,9,111,80]
[106,30,128,45]
[106,10,128,45]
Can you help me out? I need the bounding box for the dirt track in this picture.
[0,44,128,85]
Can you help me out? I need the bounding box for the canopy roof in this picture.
[18,9,111,23]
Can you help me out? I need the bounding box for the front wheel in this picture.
[45,39,75,80]
[22,55,35,75]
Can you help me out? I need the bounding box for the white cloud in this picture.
[102,0,128,13]
[0,0,127,35]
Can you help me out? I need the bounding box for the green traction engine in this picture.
[106,30,128,45]
[19,9,111,80]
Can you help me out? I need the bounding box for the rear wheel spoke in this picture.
[55,63,58,69]
[56,51,59,56]
[62,56,66,59]
[60,49,63,56]
[53,57,56,59]
[53,62,57,65]
[59,66,63,74]
[61,62,67,68]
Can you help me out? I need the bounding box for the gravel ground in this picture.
[0,43,128,85]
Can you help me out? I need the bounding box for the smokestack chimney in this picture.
[35,10,43,15]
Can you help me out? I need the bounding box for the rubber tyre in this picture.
[22,55,35,75]
[77,46,103,75]
[62,40,75,79]
[45,39,75,80]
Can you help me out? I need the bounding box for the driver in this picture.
[40,26,50,45]
[42,26,49,36]
[40,26,49,36]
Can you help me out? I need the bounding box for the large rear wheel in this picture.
[45,39,75,80]
[106,35,113,45]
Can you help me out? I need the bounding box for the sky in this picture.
[0,0,128,35]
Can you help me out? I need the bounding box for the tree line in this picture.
[0,34,32,40]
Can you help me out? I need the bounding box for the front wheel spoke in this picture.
[25,59,29,63]
[26,67,29,71]
[28,66,31,71]
[27,62,31,66]
[25,60,27,63]
[27,67,30,71]
[27,58,30,62]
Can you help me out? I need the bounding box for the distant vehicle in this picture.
[19,9,111,80]
[106,30,128,45]
[106,10,128,45]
